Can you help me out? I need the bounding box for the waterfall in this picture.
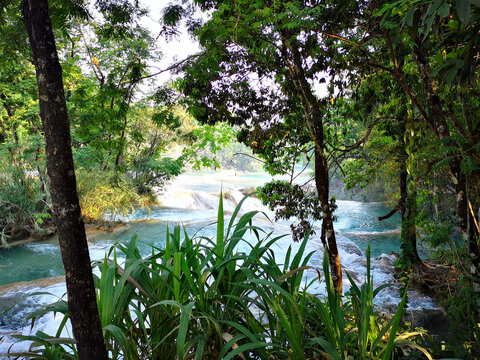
[0,171,438,356]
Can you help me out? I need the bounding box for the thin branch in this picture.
[328,116,383,153]
[378,205,400,221]
[301,175,316,188]
[233,152,266,163]
[314,29,395,75]
[77,23,105,86]
[292,156,313,182]
[383,31,432,128]
[446,102,469,139]
[469,201,480,237]
[330,155,346,178]
[125,53,201,85]
[312,27,433,130]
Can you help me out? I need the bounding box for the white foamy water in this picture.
[156,173,272,215]
[0,283,69,359]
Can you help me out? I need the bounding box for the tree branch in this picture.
[378,204,400,221]
[127,53,201,84]
[328,116,382,153]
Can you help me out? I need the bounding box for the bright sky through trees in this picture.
[141,1,329,97]
[142,1,200,84]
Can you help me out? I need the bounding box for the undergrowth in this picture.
[0,167,51,245]
[76,169,151,224]
[0,168,151,246]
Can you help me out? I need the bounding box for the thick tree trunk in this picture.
[315,141,343,294]
[22,1,107,359]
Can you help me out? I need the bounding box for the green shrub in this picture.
[76,169,149,223]
[0,167,51,245]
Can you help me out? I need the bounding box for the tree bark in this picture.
[22,1,107,359]
[399,121,422,268]
[314,133,343,294]
[400,169,423,268]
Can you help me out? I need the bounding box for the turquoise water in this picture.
[0,200,403,286]
[335,200,401,257]
[0,239,65,286]
[0,174,441,355]
[0,173,407,286]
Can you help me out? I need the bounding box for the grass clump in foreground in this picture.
[6,196,434,359]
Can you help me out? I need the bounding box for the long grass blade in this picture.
[217,191,225,263]
[310,337,342,360]
[173,252,182,301]
[223,343,270,360]
[177,301,194,359]
[225,192,256,239]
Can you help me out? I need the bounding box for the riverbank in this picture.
[0,170,267,249]
[1,222,131,248]
[0,276,65,297]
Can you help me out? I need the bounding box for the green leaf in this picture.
[216,190,225,263]
[177,302,194,359]
[223,342,270,360]
[103,324,130,350]
[373,283,393,298]
[310,337,342,360]
[438,1,450,17]
[457,0,471,23]
[405,6,416,27]
[422,13,436,39]
[226,193,256,239]
[173,252,182,301]
[461,155,477,174]
[422,0,443,38]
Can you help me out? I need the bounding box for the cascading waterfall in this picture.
[0,171,437,356]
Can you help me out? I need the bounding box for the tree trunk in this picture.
[315,141,343,294]
[279,36,342,293]
[22,1,107,359]
[400,170,422,268]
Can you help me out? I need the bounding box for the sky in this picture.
[141,1,201,85]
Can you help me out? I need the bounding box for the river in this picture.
[0,171,437,355]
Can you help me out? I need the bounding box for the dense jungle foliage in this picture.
[0,0,262,243]
[1,0,480,358]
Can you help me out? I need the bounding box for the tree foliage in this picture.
[0,0,238,237]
